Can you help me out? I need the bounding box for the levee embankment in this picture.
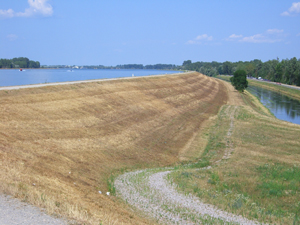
[0,72,228,224]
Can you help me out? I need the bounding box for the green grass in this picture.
[247,79,300,100]
[169,90,300,224]
[256,163,300,198]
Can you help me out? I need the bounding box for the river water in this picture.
[247,85,300,125]
[0,69,182,87]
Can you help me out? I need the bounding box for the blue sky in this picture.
[1,0,300,66]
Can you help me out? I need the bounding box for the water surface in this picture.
[247,85,300,125]
[0,69,181,87]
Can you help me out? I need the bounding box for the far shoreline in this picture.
[0,68,185,71]
[0,71,191,91]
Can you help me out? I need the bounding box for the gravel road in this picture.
[115,106,263,225]
[115,167,262,225]
[0,195,68,225]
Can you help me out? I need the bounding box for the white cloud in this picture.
[196,34,213,41]
[226,29,285,43]
[281,2,300,16]
[229,34,243,38]
[266,29,284,34]
[186,34,213,44]
[227,34,243,40]
[290,2,300,13]
[186,40,196,44]
[0,9,15,18]
[7,34,18,41]
[0,0,53,18]
[240,34,279,43]
[281,11,290,16]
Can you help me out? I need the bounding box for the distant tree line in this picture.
[115,64,177,70]
[116,64,144,69]
[46,64,178,70]
[182,57,300,86]
[144,64,177,70]
[0,57,40,68]
[181,60,220,77]
[5,56,298,86]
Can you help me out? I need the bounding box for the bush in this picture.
[230,69,248,92]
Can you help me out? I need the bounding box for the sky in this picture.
[0,0,300,66]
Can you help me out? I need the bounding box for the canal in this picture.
[247,85,300,125]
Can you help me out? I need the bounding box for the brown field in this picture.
[0,72,228,224]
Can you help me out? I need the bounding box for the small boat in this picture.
[19,68,23,71]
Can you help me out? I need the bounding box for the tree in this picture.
[274,62,283,82]
[245,63,255,76]
[182,60,192,67]
[230,69,248,92]
[217,65,223,74]
[223,61,233,75]
[0,59,13,68]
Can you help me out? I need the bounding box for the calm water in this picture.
[247,85,300,125]
[0,69,182,87]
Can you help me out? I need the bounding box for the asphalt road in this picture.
[247,78,300,91]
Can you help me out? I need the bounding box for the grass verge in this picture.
[217,75,300,101]
[169,87,300,224]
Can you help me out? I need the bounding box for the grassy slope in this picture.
[0,72,227,224]
[171,79,300,224]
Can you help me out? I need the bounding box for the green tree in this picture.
[217,65,223,74]
[230,69,248,92]
[223,61,233,75]
[245,63,255,76]
[274,62,283,82]
[182,60,192,67]
[0,59,13,68]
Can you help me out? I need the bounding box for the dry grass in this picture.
[171,80,300,224]
[0,72,227,224]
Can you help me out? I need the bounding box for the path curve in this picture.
[115,106,263,224]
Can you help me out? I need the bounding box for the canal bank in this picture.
[247,85,300,125]
[217,75,300,125]
[247,78,300,102]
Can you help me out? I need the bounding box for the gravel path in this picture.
[115,106,263,225]
[0,195,68,225]
[115,168,261,225]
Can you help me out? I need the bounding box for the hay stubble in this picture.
[0,72,227,224]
